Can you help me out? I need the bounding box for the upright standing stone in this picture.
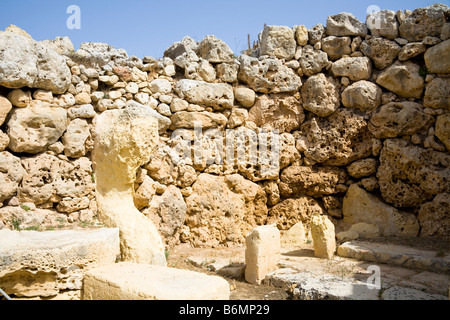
[245,225,281,285]
[92,105,166,266]
[310,215,336,259]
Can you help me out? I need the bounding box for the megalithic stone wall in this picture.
[0,4,449,250]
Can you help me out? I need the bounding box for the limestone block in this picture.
[376,61,424,99]
[301,73,340,117]
[435,114,450,151]
[326,12,368,37]
[174,79,234,110]
[237,55,302,94]
[341,80,382,111]
[331,56,371,81]
[245,225,281,285]
[93,105,166,266]
[0,32,71,94]
[248,94,304,133]
[185,173,267,247]
[343,184,420,237]
[310,215,336,259]
[399,4,449,42]
[366,9,399,40]
[260,25,296,60]
[0,228,119,298]
[0,96,12,126]
[424,78,450,110]
[0,151,23,203]
[424,39,450,74]
[82,262,230,300]
[6,106,68,154]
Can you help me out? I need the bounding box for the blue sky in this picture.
[0,0,447,59]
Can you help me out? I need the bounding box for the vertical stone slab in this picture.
[92,105,166,266]
[245,225,281,285]
[310,215,336,259]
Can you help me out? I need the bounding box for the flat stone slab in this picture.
[0,228,120,298]
[381,286,447,300]
[265,268,380,300]
[82,262,231,300]
[337,241,450,273]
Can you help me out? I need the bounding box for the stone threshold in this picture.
[336,240,450,273]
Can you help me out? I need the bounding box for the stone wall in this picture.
[0,4,449,249]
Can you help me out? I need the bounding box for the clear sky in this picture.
[0,0,448,59]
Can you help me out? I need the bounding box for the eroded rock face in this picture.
[279,165,348,198]
[366,9,399,40]
[184,173,267,247]
[424,77,450,110]
[399,4,449,42]
[174,79,234,110]
[7,106,68,154]
[18,153,94,205]
[376,61,424,99]
[260,25,297,60]
[0,151,23,203]
[377,139,450,208]
[299,45,329,76]
[301,108,374,166]
[418,193,450,240]
[196,35,234,63]
[343,184,420,237]
[267,196,324,231]
[331,57,371,81]
[360,37,401,70]
[424,39,450,74]
[93,105,166,266]
[326,12,368,37]
[0,32,71,94]
[341,80,382,111]
[301,73,340,117]
[248,94,305,133]
[368,102,433,138]
[310,214,336,259]
[238,55,302,94]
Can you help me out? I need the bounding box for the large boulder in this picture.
[279,165,348,198]
[435,114,450,151]
[399,4,449,42]
[195,35,234,63]
[0,96,12,126]
[248,94,305,133]
[184,173,267,247]
[6,106,68,154]
[299,45,329,76]
[0,228,120,298]
[0,31,71,94]
[377,139,450,208]
[267,196,324,231]
[300,108,374,166]
[366,9,399,40]
[424,77,450,110]
[238,55,302,94]
[260,25,297,60]
[376,61,424,99]
[360,38,401,70]
[0,151,23,204]
[174,79,234,110]
[343,184,420,237]
[326,12,368,37]
[18,153,94,205]
[341,80,382,111]
[321,36,351,61]
[310,215,336,259]
[93,105,166,266]
[418,193,450,241]
[301,73,340,117]
[331,57,372,81]
[424,39,450,74]
[368,102,433,138]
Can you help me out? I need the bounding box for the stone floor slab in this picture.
[82,262,230,300]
